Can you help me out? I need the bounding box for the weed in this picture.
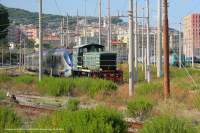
[136,81,162,96]
[37,77,117,97]
[0,89,6,100]
[0,74,11,82]
[0,107,22,131]
[127,96,153,118]
[67,98,80,111]
[139,115,196,133]
[15,75,35,84]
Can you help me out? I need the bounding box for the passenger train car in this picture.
[25,48,72,77]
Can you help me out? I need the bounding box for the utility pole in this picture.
[134,0,138,81]
[142,8,145,72]
[76,9,79,46]
[128,0,134,96]
[66,14,69,48]
[19,32,22,70]
[60,20,63,46]
[107,0,111,51]
[84,0,88,44]
[39,0,43,81]
[23,39,26,67]
[192,38,194,68]
[179,22,182,68]
[154,33,156,66]
[163,0,170,99]
[157,0,163,78]
[146,0,151,83]
[98,0,102,45]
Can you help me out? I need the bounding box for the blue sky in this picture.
[0,0,200,28]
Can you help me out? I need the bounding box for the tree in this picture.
[0,4,9,42]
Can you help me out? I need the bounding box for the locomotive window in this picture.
[83,48,88,53]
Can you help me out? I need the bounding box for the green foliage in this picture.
[0,107,22,131]
[136,81,162,96]
[127,97,153,117]
[37,77,117,97]
[15,75,35,84]
[0,89,6,100]
[33,107,127,133]
[67,98,80,111]
[139,116,196,133]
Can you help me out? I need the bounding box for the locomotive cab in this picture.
[73,44,104,69]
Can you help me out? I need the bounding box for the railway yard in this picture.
[0,64,200,133]
[1,0,200,132]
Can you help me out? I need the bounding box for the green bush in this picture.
[136,81,162,96]
[0,107,22,131]
[33,107,127,133]
[139,116,196,133]
[67,98,80,111]
[15,75,35,84]
[127,97,153,117]
[0,90,6,100]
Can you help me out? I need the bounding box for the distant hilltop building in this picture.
[183,13,200,57]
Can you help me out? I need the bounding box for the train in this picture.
[25,43,123,82]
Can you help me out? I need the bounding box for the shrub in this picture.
[0,90,6,101]
[15,75,35,84]
[67,98,80,111]
[139,116,196,133]
[127,97,153,118]
[0,107,22,131]
[33,107,127,133]
[136,81,162,96]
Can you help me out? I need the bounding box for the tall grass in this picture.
[67,98,80,111]
[0,74,11,82]
[0,107,22,131]
[15,75,35,84]
[33,106,127,133]
[127,96,153,118]
[0,90,6,100]
[136,81,162,96]
[139,115,196,133]
[37,77,117,97]
[38,77,74,96]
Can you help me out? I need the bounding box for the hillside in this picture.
[1,4,123,30]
